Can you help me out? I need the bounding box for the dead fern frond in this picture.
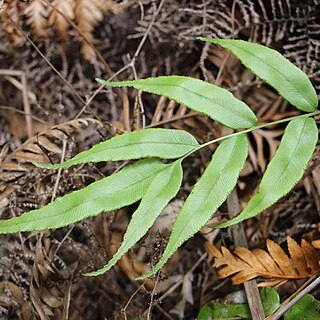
[23,0,50,39]
[156,0,320,91]
[0,118,102,183]
[206,236,320,286]
[0,0,24,46]
[73,0,120,60]
[0,118,103,213]
[1,0,123,60]
[48,0,75,43]
[74,0,103,60]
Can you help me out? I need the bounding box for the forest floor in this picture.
[0,1,320,319]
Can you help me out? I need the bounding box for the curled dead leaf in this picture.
[205,236,320,286]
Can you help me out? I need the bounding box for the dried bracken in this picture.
[138,0,320,91]
[206,236,320,286]
[0,118,102,182]
[0,0,123,60]
[0,0,24,46]
[74,0,106,61]
[48,0,75,43]
[0,118,102,211]
[150,96,220,145]
[24,0,50,39]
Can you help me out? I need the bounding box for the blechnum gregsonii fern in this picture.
[0,39,318,278]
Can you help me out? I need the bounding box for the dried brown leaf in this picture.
[1,0,122,59]
[251,248,282,275]
[266,239,297,277]
[0,143,9,165]
[312,168,320,195]
[204,241,222,258]
[301,239,320,273]
[24,0,50,39]
[251,129,283,171]
[312,239,320,249]
[74,0,104,61]
[0,118,102,183]
[206,236,320,285]
[234,247,266,270]
[287,236,308,275]
[49,0,75,43]
[1,1,25,46]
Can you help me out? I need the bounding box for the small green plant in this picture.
[284,294,320,320]
[0,39,318,278]
[197,287,280,319]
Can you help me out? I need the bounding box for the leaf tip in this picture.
[32,161,52,169]
[83,269,105,277]
[96,78,109,86]
[134,272,153,281]
[213,221,232,229]
[198,37,223,45]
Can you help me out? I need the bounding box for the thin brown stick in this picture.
[227,189,265,320]
[0,69,34,137]
[215,52,231,86]
[141,253,208,319]
[147,111,199,128]
[77,0,167,122]
[121,283,146,320]
[52,226,74,260]
[156,252,208,303]
[4,75,37,103]
[61,280,72,320]
[74,64,131,119]
[153,304,175,320]
[125,0,166,128]
[51,138,67,201]
[146,272,160,320]
[5,10,101,121]
[279,274,318,307]
[21,72,33,138]
[268,275,320,320]
[0,105,47,124]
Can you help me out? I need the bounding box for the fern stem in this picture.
[183,109,320,159]
[267,274,320,320]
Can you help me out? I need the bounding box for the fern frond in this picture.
[206,236,320,286]
[23,0,50,39]
[0,118,102,183]
[0,0,122,60]
[74,0,104,60]
[1,0,24,46]
[48,0,75,43]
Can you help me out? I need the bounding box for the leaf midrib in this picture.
[227,263,317,279]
